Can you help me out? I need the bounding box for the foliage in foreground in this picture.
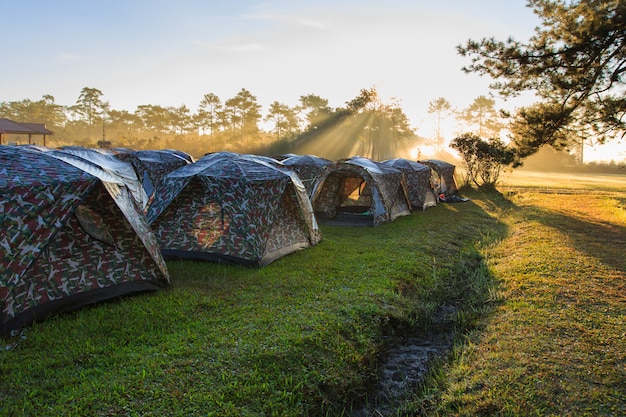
[0,192,503,417]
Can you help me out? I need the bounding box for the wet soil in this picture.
[350,306,457,416]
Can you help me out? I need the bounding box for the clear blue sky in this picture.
[3,0,538,136]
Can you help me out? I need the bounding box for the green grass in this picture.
[2,171,625,416]
[0,194,503,417]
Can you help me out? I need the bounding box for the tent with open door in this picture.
[418,159,459,199]
[311,156,411,226]
[146,153,321,267]
[0,146,170,337]
[381,158,438,210]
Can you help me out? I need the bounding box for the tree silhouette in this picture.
[265,101,299,140]
[458,95,503,138]
[197,93,222,139]
[458,0,626,157]
[225,88,262,141]
[450,133,519,188]
[427,97,454,149]
[71,87,107,126]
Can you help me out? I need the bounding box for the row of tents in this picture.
[1,145,460,336]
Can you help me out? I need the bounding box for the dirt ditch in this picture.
[350,307,457,416]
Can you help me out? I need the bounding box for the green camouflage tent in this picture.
[112,148,194,206]
[146,153,321,267]
[418,159,459,198]
[381,158,438,210]
[281,154,332,197]
[0,146,170,337]
[311,156,411,226]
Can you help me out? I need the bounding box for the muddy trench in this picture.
[349,306,457,416]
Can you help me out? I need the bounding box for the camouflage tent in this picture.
[273,153,298,161]
[34,146,150,210]
[113,149,193,204]
[381,158,438,210]
[146,153,321,267]
[311,156,411,226]
[162,149,195,164]
[203,151,240,160]
[418,159,459,198]
[0,146,170,337]
[281,154,332,197]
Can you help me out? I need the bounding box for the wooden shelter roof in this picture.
[0,118,54,145]
[0,118,54,135]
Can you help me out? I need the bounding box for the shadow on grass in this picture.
[399,190,626,417]
[348,191,512,416]
[0,191,514,417]
[525,203,626,274]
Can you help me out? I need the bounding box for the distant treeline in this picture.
[3,87,624,169]
[518,146,626,173]
[0,87,418,161]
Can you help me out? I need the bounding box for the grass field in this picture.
[1,170,625,416]
[500,169,626,193]
[409,171,626,416]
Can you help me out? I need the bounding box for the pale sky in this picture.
[5,1,624,163]
[2,0,540,134]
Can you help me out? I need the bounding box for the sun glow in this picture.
[584,141,626,164]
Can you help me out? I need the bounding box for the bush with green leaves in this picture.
[450,133,519,189]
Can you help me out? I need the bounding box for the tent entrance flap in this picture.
[336,177,372,213]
